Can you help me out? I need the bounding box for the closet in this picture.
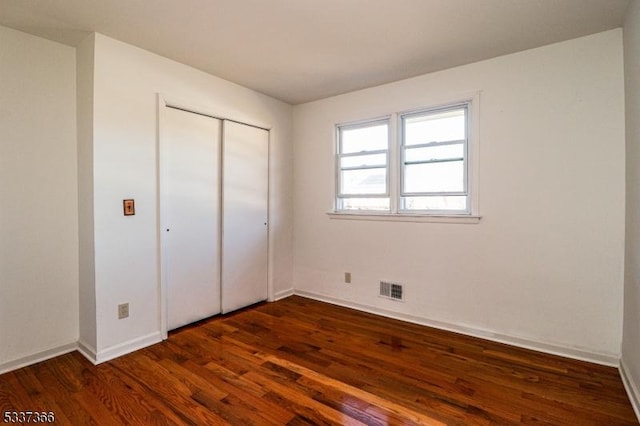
[161,106,268,331]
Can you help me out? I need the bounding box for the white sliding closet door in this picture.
[162,107,221,330]
[221,120,269,313]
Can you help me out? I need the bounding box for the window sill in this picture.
[327,211,481,224]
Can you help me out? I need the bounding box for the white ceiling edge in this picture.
[0,0,631,105]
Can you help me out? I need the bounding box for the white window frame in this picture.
[331,93,480,223]
[335,117,391,212]
[399,102,470,215]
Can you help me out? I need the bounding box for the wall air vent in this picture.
[379,281,403,301]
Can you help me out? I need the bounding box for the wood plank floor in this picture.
[1,296,637,425]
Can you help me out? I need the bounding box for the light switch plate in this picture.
[123,199,135,216]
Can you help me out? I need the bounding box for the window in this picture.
[335,99,476,218]
[336,118,390,211]
[401,103,469,214]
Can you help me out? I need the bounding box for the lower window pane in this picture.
[341,168,387,195]
[404,161,463,193]
[340,198,390,211]
[402,195,467,212]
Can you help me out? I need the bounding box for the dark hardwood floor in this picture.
[1,296,637,425]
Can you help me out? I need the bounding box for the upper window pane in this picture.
[340,122,389,154]
[404,143,463,163]
[404,109,465,146]
[341,153,387,169]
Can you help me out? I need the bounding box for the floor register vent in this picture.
[379,281,404,301]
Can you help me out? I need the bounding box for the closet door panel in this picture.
[221,120,269,313]
[162,107,221,330]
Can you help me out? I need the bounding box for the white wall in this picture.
[623,0,640,416]
[78,34,294,361]
[76,33,97,354]
[293,30,625,361]
[0,26,78,370]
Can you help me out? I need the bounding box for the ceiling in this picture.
[0,0,631,105]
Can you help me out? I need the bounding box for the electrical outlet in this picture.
[118,303,129,319]
[344,272,351,284]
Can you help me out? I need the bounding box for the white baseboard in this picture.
[5,332,165,372]
[274,288,295,301]
[77,340,98,365]
[0,341,77,375]
[294,290,620,367]
[92,332,162,364]
[620,358,640,422]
